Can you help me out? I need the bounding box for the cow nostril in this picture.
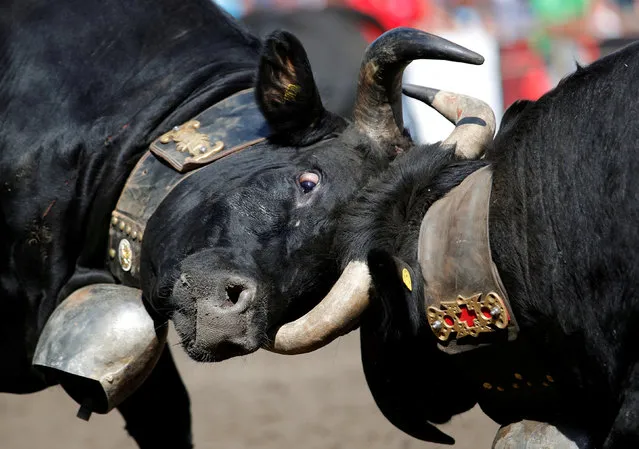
[180,273,190,288]
[224,284,246,307]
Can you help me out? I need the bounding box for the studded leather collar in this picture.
[107,88,270,286]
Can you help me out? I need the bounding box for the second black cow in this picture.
[307,42,639,447]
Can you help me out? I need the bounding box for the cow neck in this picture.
[417,165,519,355]
[417,167,565,420]
[107,88,270,287]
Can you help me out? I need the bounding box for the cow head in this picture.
[139,28,488,362]
[286,81,497,442]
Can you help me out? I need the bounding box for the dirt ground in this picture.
[0,328,499,449]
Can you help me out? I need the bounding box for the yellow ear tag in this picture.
[402,268,412,291]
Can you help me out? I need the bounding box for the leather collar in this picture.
[106,88,269,286]
[418,165,518,354]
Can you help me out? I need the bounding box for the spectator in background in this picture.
[615,0,635,11]
[530,0,622,82]
[491,0,535,44]
[345,0,430,30]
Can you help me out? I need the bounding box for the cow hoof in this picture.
[492,420,591,449]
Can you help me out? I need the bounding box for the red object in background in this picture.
[347,0,430,41]
[500,41,552,110]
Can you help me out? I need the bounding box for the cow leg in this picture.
[602,362,639,448]
[116,345,193,449]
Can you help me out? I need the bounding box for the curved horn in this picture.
[402,84,496,159]
[264,261,371,355]
[353,27,485,148]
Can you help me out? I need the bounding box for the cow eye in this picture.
[299,172,319,193]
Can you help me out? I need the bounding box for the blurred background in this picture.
[2,2,638,448]
[232,0,639,142]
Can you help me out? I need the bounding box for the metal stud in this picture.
[482,382,492,390]
[173,126,180,132]
[432,320,443,331]
[199,145,207,153]
[512,383,520,389]
[526,381,533,387]
[119,222,125,231]
[125,225,132,235]
[490,305,502,318]
[108,249,116,259]
[542,382,549,387]
[118,239,133,272]
[496,386,504,392]
[111,217,118,226]
[132,231,138,240]
[514,373,523,380]
[546,375,554,383]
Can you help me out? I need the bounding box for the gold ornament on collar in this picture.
[159,120,224,159]
[427,292,509,342]
[118,239,133,272]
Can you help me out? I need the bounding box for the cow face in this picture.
[141,28,491,362]
[140,30,386,362]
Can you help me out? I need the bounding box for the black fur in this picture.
[336,42,639,447]
[243,6,385,118]
[0,0,395,446]
[255,30,346,145]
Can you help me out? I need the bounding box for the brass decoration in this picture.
[118,239,133,272]
[480,374,556,392]
[427,292,509,342]
[158,120,224,159]
[186,140,224,165]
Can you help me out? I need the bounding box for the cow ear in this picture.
[256,30,336,145]
[366,249,423,339]
[362,249,457,445]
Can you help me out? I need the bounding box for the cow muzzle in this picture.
[171,270,262,361]
[32,284,167,419]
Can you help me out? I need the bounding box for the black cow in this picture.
[242,6,385,117]
[308,43,639,447]
[0,0,485,445]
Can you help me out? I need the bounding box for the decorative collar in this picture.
[107,88,270,286]
[418,165,519,354]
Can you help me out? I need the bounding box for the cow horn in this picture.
[402,84,496,159]
[265,261,371,354]
[352,27,484,149]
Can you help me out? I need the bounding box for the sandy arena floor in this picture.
[0,329,499,449]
